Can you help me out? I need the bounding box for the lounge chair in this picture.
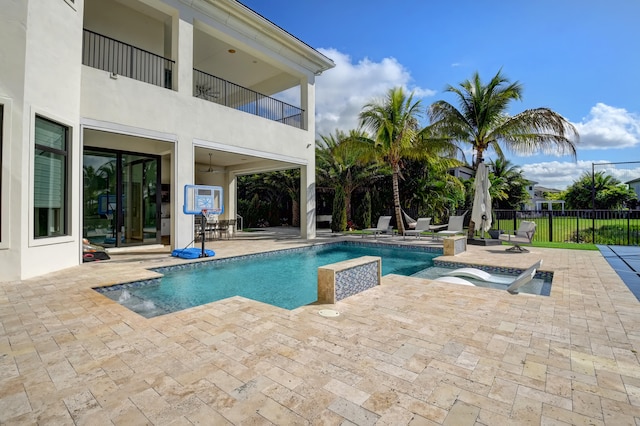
[403,217,432,239]
[432,212,467,239]
[445,260,542,284]
[499,221,536,252]
[362,215,392,238]
[434,276,476,286]
[439,265,538,294]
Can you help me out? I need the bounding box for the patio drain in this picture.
[318,309,340,317]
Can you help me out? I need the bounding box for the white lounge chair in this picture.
[434,276,476,286]
[439,265,537,294]
[362,216,392,238]
[403,217,431,239]
[499,221,536,252]
[432,212,467,239]
[445,260,543,284]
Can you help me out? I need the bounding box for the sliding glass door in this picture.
[83,148,160,247]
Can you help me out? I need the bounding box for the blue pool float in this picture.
[171,247,215,259]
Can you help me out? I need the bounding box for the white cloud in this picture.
[313,48,436,138]
[521,160,640,190]
[574,103,640,149]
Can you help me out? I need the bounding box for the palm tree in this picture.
[565,171,636,209]
[428,70,579,233]
[428,70,579,170]
[488,158,529,209]
[316,129,388,224]
[354,87,458,234]
[248,170,300,226]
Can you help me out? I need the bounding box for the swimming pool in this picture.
[95,242,440,317]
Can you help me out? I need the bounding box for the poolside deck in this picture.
[1,229,639,424]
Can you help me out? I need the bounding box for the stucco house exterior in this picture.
[626,178,640,202]
[0,0,334,280]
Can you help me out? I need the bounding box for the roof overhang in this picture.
[183,0,335,76]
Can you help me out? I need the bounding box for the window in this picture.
[34,116,69,238]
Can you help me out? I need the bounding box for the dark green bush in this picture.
[331,186,347,232]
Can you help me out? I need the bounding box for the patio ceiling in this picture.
[194,146,299,176]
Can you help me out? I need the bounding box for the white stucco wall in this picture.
[0,1,28,273]
[84,0,167,57]
[1,0,328,281]
[0,0,84,281]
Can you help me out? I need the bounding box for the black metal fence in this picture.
[492,209,640,246]
[82,29,174,89]
[193,69,304,129]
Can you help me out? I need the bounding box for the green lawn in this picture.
[342,229,600,250]
[494,215,639,245]
[528,241,598,250]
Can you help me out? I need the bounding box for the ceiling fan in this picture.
[198,153,224,174]
[194,84,220,100]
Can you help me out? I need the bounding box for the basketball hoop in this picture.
[202,209,218,223]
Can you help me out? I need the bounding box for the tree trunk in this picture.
[345,170,352,221]
[473,148,485,170]
[292,199,299,227]
[392,166,404,235]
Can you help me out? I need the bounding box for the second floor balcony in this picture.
[193,69,303,129]
[82,29,174,90]
[82,29,304,130]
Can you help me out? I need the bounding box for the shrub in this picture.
[331,186,347,232]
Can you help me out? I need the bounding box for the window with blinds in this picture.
[34,116,69,238]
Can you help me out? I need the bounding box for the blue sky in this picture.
[241,0,640,190]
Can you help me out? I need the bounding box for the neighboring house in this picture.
[626,178,640,201]
[0,0,334,280]
[450,165,474,181]
[521,179,538,210]
[522,180,565,211]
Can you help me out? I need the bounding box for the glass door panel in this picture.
[122,154,159,246]
[83,150,118,246]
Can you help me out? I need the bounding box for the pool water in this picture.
[97,242,439,317]
[411,266,550,295]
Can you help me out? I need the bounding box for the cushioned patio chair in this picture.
[362,216,392,238]
[403,217,432,239]
[499,221,536,252]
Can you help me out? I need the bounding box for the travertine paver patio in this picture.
[1,230,640,425]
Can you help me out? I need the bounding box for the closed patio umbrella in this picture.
[470,162,492,238]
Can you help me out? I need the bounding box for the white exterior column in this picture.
[227,173,237,235]
[173,18,195,249]
[300,76,316,239]
[300,164,315,239]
